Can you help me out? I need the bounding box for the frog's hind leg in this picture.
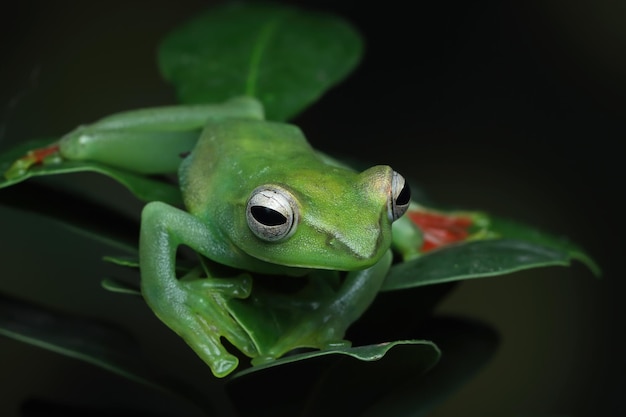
[59,128,199,174]
[8,97,265,177]
[57,97,265,174]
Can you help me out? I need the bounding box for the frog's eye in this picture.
[246,186,299,242]
[389,171,411,222]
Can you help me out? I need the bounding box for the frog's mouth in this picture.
[314,214,389,269]
[242,221,389,272]
[323,229,384,262]
[232,204,391,271]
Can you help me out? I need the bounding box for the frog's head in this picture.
[230,165,410,271]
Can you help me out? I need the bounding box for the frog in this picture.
[3,96,423,377]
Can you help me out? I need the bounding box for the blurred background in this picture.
[0,1,623,416]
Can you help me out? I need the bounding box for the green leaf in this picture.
[158,3,363,121]
[0,293,213,414]
[225,271,341,356]
[362,317,499,417]
[384,239,586,291]
[227,340,440,417]
[101,278,141,296]
[103,255,141,269]
[383,216,600,291]
[238,339,439,376]
[489,216,601,276]
[0,180,140,253]
[0,139,183,206]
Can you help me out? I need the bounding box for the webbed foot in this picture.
[144,274,257,378]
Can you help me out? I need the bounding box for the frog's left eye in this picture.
[389,171,411,222]
[246,186,299,242]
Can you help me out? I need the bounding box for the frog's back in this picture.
[178,119,320,217]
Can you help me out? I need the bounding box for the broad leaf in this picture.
[0,180,140,253]
[0,293,213,414]
[158,3,363,121]
[362,317,499,417]
[101,278,142,296]
[383,216,600,292]
[489,216,600,275]
[227,340,440,417]
[0,139,183,206]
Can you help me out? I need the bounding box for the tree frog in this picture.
[4,97,422,377]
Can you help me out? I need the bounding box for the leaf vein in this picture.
[246,12,288,96]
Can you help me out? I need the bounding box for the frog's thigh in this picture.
[59,129,198,174]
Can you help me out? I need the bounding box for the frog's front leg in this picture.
[140,201,257,377]
[262,250,393,360]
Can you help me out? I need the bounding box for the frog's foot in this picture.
[144,275,257,378]
[4,143,61,179]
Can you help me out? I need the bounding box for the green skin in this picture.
[24,97,422,377]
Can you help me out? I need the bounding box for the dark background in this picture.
[0,1,623,416]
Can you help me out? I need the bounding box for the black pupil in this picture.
[396,183,411,206]
[251,206,287,226]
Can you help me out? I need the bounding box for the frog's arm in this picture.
[4,96,264,178]
[258,249,393,361]
[391,211,423,260]
[140,197,396,376]
[140,201,260,377]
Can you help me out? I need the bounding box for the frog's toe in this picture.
[211,354,240,378]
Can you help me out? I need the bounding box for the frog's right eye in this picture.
[388,171,411,222]
[246,186,299,242]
